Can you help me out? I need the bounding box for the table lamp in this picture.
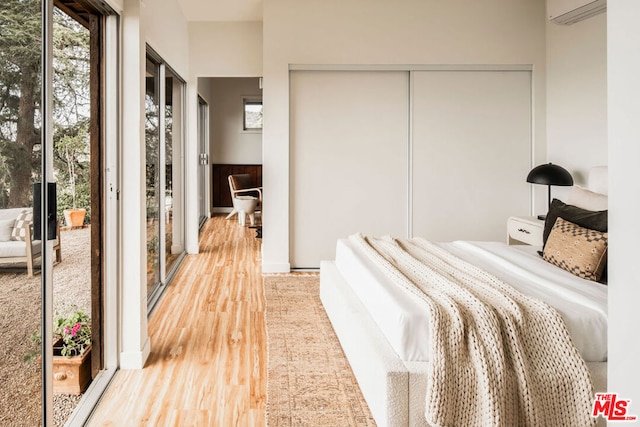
[526,163,574,220]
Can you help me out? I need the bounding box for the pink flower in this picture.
[64,326,69,335]
[71,323,81,336]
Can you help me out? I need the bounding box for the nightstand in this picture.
[507,216,545,246]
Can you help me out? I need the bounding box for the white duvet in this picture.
[334,239,607,363]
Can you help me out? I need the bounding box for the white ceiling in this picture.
[177,0,262,22]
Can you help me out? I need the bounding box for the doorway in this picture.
[199,77,263,219]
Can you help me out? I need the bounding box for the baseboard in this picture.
[262,262,291,273]
[119,336,150,369]
[212,207,233,214]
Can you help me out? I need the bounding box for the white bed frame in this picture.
[319,166,608,427]
[320,260,607,427]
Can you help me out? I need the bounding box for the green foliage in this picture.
[0,0,42,208]
[54,121,90,215]
[53,307,91,357]
[0,3,90,212]
[23,306,92,362]
[23,330,42,364]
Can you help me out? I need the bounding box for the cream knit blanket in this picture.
[349,234,595,427]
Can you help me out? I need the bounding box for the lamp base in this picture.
[537,214,547,221]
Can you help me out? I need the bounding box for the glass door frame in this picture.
[63,11,121,426]
[40,3,120,424]
[146,46,186,311]
[197,95,209,229]
[42,2,55,424]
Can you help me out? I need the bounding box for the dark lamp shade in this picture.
[526,163,574,187]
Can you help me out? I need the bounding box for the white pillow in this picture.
[567,185,608,211]
[10,210,32,241]
[0,218,15,242]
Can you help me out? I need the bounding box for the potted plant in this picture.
[52,308,92,395]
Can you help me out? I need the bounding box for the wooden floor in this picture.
[88,215,266,426]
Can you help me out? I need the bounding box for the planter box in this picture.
[63,208,86,228]
[53,342,92,395]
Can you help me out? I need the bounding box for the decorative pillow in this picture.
[10,210,33,242]
[567,185,608,211]
[543,199,607,248]
[0,218,16,242]
[543,217,608,282]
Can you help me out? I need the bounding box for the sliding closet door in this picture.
[412,70,531,241]
[290,71,409,268]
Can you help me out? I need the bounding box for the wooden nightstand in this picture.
[507,216,545,246]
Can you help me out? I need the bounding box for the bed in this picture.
[319,167,608,427]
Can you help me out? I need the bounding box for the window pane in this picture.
[145,57,161,293]
[243,99,263,130]
[165,72,183,274]
[0,0,43,423]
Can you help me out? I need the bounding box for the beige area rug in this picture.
[265,274,376,426]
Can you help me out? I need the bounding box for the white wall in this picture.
[120,0,149,369]
[104,0,123,13]
[119,0,190,369]
[197,77,213,105]
[210,78,262,165]
[262,0,547,272]
[546,12,607,202]
[142,0,189,79]
[608,0,640,412]
[189,22,262,78]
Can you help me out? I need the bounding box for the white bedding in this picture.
[334,238,607,363]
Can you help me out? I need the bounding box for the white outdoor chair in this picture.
[226,174,262,226]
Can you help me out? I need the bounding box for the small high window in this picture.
[243,98,263,131]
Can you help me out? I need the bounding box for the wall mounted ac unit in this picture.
[548,0,606,25]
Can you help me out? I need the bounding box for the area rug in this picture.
[265,274,376,426]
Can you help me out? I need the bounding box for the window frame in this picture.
[242,97,263,133]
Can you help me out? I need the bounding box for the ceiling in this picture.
[176,0,262,22]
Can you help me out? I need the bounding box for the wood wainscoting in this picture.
[212,164,262,208]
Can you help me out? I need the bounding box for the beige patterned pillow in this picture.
[543,217,608,282]
[10,210,33,242]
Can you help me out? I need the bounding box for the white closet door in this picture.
[412,70,531,241]
[290,70,409,268]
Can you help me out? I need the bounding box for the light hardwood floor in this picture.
[88,215,266,426]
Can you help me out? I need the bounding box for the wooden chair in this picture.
[20,219,61,277]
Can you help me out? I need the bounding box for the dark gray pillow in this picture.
[543,199,608,248]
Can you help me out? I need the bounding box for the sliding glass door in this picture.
[198,96,209,228]
[0,0,43,424]
[164,69,184,276]
[1,2,119,424]
[145,48,185,307]
[145,56,161,296]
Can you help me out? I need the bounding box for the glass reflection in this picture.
[0,0,43,423]
[145,57,161,294]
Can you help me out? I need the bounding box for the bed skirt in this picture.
[319,260,607,427]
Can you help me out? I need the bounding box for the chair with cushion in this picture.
[0,208,62,276]
[226,174,262,226]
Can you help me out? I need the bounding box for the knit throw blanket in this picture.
[349,234,595,427]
